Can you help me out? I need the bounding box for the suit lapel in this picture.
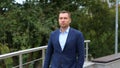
[56,30,62,52]
[63,28,72,51]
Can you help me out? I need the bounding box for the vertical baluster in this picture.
[42,49,45,67]
[19,54,23,68]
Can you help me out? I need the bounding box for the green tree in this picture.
[0,0,119,67]
[71,0,116,58]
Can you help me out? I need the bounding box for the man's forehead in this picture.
[59,13,69,15]
[59,13,69,17]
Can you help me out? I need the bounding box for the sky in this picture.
[15,0,120,4]
[15,0,25,4]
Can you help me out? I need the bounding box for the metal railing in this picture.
[0,40,90,68]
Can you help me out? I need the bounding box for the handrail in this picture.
[0,40,90,68]
[0,46,47,60]
[0,46,47,68]
[0,46,47,59]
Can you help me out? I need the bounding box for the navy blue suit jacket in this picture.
[43,28,85,68]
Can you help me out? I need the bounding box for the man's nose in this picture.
[61,18,65,21]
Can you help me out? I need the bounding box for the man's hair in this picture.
[59,10,71,18]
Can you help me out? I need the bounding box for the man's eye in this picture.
[59,18,63,19]
[64,18,67,19]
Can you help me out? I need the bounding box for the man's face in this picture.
[59,13,71,28]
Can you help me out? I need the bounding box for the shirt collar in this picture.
[66,26,70,33]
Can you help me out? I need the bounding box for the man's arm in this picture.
[43,33,53,68]
[76,32,85,68]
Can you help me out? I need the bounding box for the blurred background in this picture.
[0,0,120,68]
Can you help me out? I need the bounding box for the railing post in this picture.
[84,40,90,61]
[42,49,45,67]
[19,54,23,68]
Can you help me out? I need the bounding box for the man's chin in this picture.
[60,26,68,28]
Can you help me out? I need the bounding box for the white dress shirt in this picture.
[59,27,70,51]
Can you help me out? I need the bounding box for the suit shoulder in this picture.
[71,28,82,34]
[71,28,84,39]
[50,29,59,35]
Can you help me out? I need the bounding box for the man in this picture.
[43,10,85,68]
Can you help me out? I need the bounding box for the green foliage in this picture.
[0,0,120,67]
[85,1,115,58]
[71,0,117,58]
[0,1,50,67]
[0,43,13,68]
[0,1,50,51]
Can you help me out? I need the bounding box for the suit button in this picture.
[59,62,63,68]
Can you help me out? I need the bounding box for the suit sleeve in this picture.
[43,33,53,68]
[76,32,85,68]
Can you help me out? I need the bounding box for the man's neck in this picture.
[60,26,69,32]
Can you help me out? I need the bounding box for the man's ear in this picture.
[69,19,71,23]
